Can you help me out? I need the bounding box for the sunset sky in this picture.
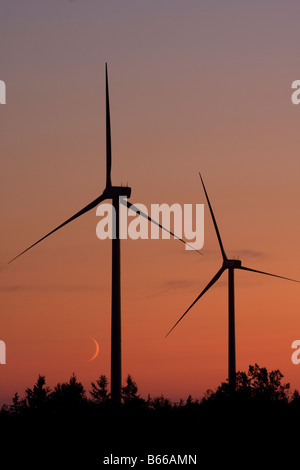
[1,0,300,405]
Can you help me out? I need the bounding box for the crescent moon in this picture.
[88,339,99,362]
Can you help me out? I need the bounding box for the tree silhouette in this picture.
[247,363,290,401]
[10,392,26,415]
[51,373,86,408]
[204,363,290,402]
[149,395,172,411]
[122,375,142,405]
[25,375,51,410]
[291,389,300,401]
[90,375,110,403]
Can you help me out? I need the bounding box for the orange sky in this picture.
[1,0,300,405]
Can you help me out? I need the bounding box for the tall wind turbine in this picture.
[167,173,299,393]
[9,64,198,404]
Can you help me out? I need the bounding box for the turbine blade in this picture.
[239,266,300,283]
[106,63,112,188]
[121,198,203,255]
[166,267,225,337]
[199,172,227,261]
[9,193,107,263]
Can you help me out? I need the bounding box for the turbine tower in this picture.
[167,173,299,393]
[9,64,198,404]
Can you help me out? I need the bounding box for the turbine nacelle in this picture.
[103,185,132,199]
[223,259,242,269]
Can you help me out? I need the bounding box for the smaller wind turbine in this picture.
[167,173,299,393]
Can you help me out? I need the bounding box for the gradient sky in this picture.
[1,0,300,405]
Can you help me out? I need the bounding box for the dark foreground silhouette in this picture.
[1,364,299,466]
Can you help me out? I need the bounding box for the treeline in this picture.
[1,363,298,415]
[1,364,300,466]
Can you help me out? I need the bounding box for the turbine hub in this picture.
[223,259,242,269]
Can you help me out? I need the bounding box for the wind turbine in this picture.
[167,172,299,393]
[9,64,198,404]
